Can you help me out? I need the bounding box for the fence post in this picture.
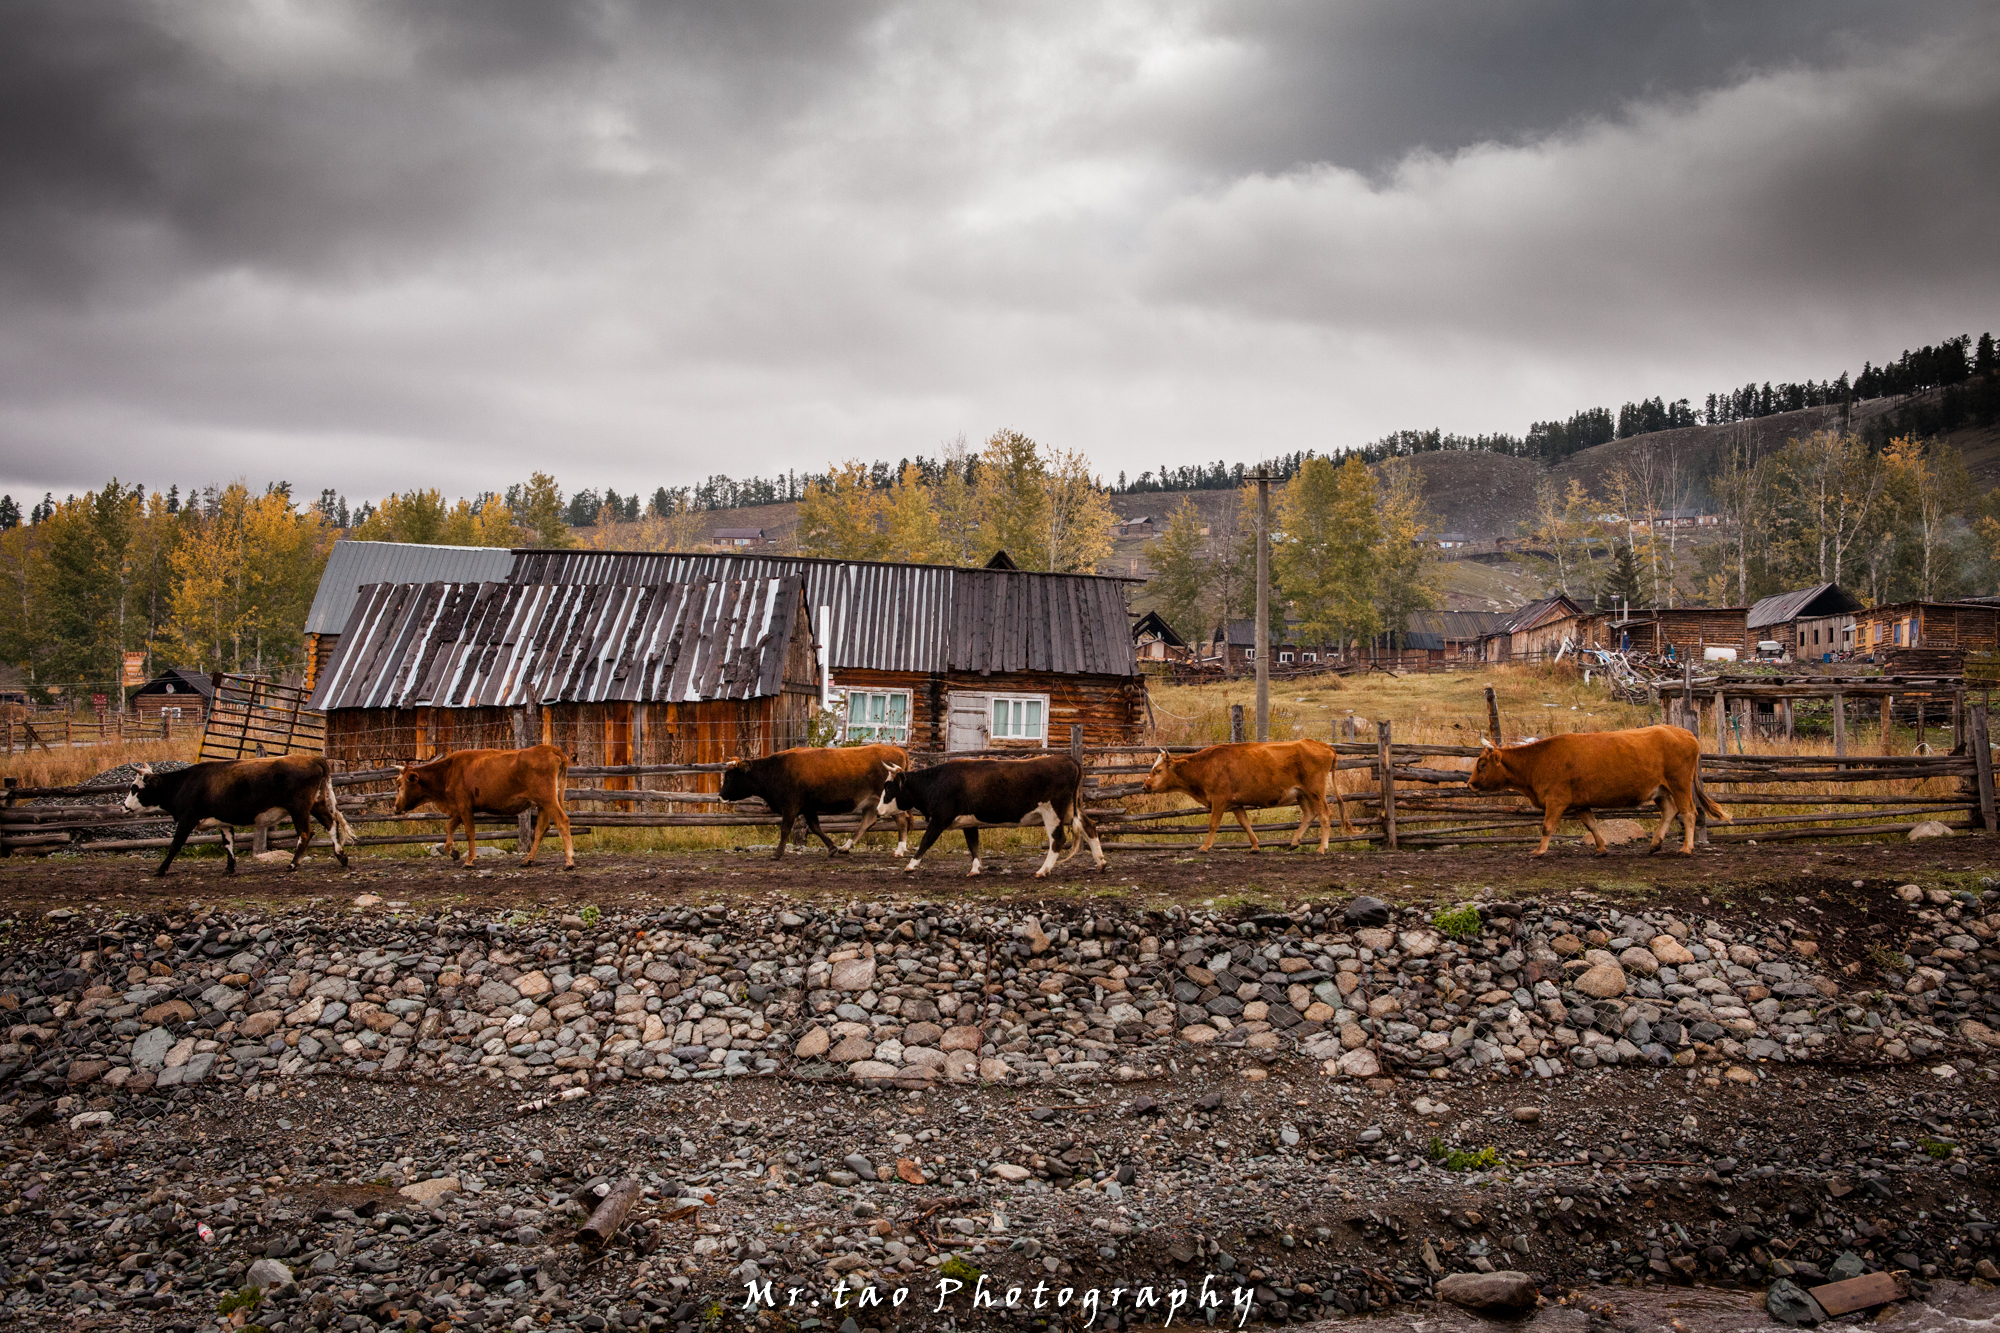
[1230,705,1245,743]
[1832,691,1847,760]
[0,777,14,858]
[1070,723,1084,768]
[1484,686,1501,746]
[1376,719,1398,851]
[1972,706,1996,833]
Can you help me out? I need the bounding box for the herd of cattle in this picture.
[119,724,1725,877]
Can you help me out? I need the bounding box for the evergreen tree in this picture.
[1600,544,1644,607]
[0,496,17,530]
[1142,499,1209,643]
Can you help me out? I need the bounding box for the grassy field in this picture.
[1143,661,1656,748]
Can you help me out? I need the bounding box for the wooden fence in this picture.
[5,712,1992,856]
[198,673,325,762]
[2,712,183,754]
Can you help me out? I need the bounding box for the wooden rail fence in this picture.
[5,710,1993,856]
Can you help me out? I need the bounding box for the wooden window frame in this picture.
[842,688,912,745]
[989,692,1049,742]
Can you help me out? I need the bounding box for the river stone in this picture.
[1574,963,1627,998]
[1436,1271,1538,1315]
[1763,1278,1825,1327]
[794,1027,830,1059]
[245,1258,295,1290]
[130,1026,175,1069]
[830,957,877,992]
[1908,821,1953,840]
[1335,1048,1381,1079]
[1342,896,1391,928]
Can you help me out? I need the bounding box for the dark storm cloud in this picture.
[0,1,1996,501]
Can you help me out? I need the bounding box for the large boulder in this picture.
[1763,1278,1824,1327]
[1435,1271,1538,1315]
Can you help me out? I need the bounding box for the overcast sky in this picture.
[4,0,1998,506]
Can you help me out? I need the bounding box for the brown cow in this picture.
[1142,739,1355,852]
[718,744,914,859]
[394,744,575,869]
[1466,725,1730,856]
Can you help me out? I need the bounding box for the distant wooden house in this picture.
[1132,610,1191,663]
[1855,600,2000,658]
[1747,583,1863,659]
[0,663,30,707]
[1406,610,1509,659]
[1114,516,1156,538]
[1580,605,1750,661]
[301,541,514,692]
[1473,596,1585,662]
[310,575,820,775]
[130,667,215,726]
[1207,620,1341,669]
[711,528,769,548]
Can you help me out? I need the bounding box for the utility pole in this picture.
[1255,469,1271,742]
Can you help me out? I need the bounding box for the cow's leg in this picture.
[838,801,876,853]
[1649,788,1679,855]
[154,818,198,877]
[317,771,351,868]
[1530,805,1561,857]
[802,811,840,856]
[1033,802,1060,878]
[288,800,315,871]
[1287,796,1313,850]
[458,801,482,866]
[963,826,982,877]
[312,804,350,869]
[1672,779,1700,854]
[1233,808,1262,852]
[773,813,797,860]
[1577,810,1611,856]
[893,812,911,858]
[905,818,948,872]
[1069,807,1106,870]
[221,824,238,875]
[1199,806,1227,852]
[1331,774,1357,835]
[522,805,549,864]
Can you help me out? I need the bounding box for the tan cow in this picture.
[394,744,575,869]
[1466,725,1730,857]
[1142,739,1355,852]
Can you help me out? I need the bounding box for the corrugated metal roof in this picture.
[304,541,516,634]
[1404,631,1447,651]
[1497,596,1582,635]
[310,575,810,710]
[504,550,1138,678]
[1747,583,1863,629]
[1406,610,1510,640]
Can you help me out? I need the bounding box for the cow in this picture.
[124,755,356,877]
[718,744,914,859]
[876,755,1106,877]
[1141,739,1355,852]
[393,744,575,869]
[1465,725,1731,856]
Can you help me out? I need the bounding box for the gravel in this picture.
[0,879,1995,1330]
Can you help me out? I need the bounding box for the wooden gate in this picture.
[198,674,327,762]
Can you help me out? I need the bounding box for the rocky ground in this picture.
[0,845,1997,1332]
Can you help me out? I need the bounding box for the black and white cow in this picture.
[876,755,1106,877]
[125,754,355,877]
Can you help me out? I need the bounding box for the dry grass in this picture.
[1144,662,1655,749]
[0,737,201,790]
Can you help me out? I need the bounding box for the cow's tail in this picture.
[1696,783,1731,824]
[321,766,357,850]
[1059,759,1090,864]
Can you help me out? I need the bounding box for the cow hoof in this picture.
[563,864,577,872]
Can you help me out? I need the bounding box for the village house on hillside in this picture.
[1747,583,1863,659]
[1854,599,2000,663]
[304,544,1146,765]
[1471,596,1585,663]
[1576,604,1751,661]
[129,667,215,727]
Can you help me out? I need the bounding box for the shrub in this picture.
[579,904,601,927]
[1431,905,1483,941]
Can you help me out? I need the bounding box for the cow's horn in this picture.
[884,762,902,774]
[133,763,152,777]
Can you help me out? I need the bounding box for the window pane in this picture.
[847,692,865,724]
[1025,699,1042,737]
[869,693,886,723]
[886,693,907,723]
[992,699,1008,736]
